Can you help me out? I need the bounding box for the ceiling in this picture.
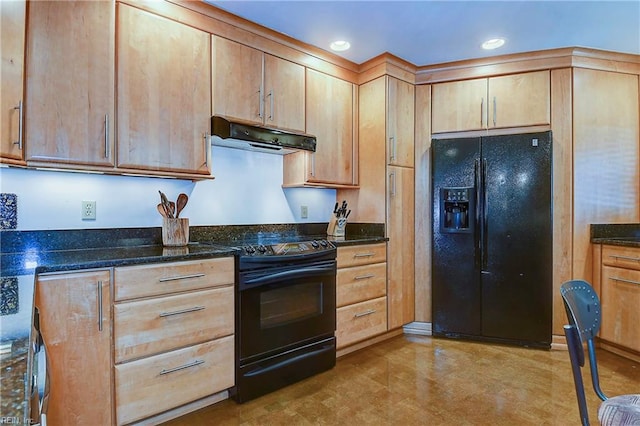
[205,0,640,67]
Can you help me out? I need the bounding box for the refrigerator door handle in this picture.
[474,159,482,268]
[482,157,488,270]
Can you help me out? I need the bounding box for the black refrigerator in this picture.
[431,131,552,348]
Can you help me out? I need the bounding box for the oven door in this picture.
[238,259,336,362]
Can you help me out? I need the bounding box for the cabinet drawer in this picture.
[336,296,387,349]
[337,262,387,307]
[602,245,640,271]
[114,286,233,363]
[115,335,234,425]
[600,266,640,352]
[114,257,234,301]
[337,243,387,268]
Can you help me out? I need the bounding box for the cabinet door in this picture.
[431,78,487,133]
[117,4,210,174]
[387,165,415,329]
[387,77,414,167]
[212,36,263,126]
[35,270,112,425]
[1,0,25,162]
[115,336,234,425]
[25,0,115,167]
[336,296,387,349]
[306,69,355,185]
[264,54,305,132]
[600,266,640,352]
[336,76,386,221]
[488,71,550,128]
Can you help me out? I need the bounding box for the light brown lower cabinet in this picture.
[35,257,236,426]
[115,336,234,425]
[113,257,235,425]
[336,243,388,349]
[113,286,234,363]
[35,269,113,425]
[598,245,640,353]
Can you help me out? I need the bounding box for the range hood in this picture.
[211,116,316,155]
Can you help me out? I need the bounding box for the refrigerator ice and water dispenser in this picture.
[440,187,473,233]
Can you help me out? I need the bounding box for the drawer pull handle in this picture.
[354,309,376,318]
[354,274,375,280]
[609,254,640,262]
[158,273,205,283]
[610,277,640,286]
[159,306,205,317]
[159,359,204,375]
[354,253,374,258]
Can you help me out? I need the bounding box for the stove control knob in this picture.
[311,240,320,249]
[320,240,328,248]
[245,245,256,255]
[257,244,267,253]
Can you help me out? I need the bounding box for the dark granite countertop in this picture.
[591,223,640,248]
[591,237,640,248]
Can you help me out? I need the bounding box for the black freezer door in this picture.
[431,137,481,336]
[480,132,552,345]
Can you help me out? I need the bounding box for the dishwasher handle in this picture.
[30,307,50,425]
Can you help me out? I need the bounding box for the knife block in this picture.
[162,218,189,246]
[327,216,347,237]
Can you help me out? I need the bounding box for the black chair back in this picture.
[561,280,612,425]
[560,279,601,342]
[564,324,590,425]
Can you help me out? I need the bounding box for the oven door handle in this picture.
[242,264,335,288]
[240,249,335,265]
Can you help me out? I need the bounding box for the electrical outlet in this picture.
[82,200,96,220]
[300,205,308,219]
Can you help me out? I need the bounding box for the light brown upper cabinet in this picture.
[387,77,415,167]
[24,0,115,167]
[284,69,357,187]
[212,36,305,133]
[431,70,550,133]
[117,4,210,175]
[1,0,25,163]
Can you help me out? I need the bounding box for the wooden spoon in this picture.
[176,193,188,218]
[158,190,174,218]
[157,203,168,218]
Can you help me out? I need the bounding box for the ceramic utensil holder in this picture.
[327,216,347,237]
[162,217,189,246]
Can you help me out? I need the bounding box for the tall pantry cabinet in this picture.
[339,74,415,331]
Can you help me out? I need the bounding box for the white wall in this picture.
[0,147,337,230]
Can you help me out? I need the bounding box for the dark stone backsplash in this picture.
[590,223,640,240]
[0,223,385,255]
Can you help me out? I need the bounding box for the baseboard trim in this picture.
[599,341,640,363]
[551,334,567,351]
[403,321,432,336]
[133,390,229,425]
[337,329,404,358]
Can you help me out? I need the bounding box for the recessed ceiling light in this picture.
[330,40,351,52]
[482,38,506,50]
